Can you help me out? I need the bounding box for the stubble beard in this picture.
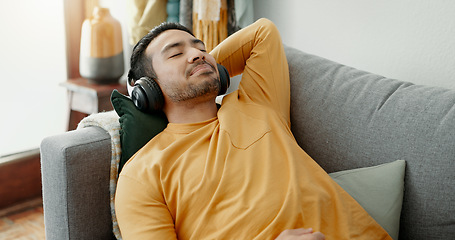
[166,73,221,103]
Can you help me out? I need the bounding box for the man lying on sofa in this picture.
[114,18,391,240]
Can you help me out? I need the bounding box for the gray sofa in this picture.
[40,46,454,239]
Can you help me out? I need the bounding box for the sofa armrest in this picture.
[40,126,115,240]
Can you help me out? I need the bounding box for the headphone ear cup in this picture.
[217,63,230,95]
[131,77,164,112]
[131,84,148,111]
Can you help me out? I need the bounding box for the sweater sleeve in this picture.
[211,18,290,125]
[115,174,178,240]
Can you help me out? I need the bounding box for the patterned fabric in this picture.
[77,111,123,239]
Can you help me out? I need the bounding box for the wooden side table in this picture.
[61,78,128,130]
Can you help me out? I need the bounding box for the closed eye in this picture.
[170,53,182,58]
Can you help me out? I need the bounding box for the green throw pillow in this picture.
[111,90,168,173]
[329,160,406,240]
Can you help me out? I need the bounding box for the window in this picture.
[0,1,67,156]
[0,0,130,157]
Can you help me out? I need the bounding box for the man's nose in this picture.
[188,48,205,63]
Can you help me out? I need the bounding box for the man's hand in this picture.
[275,228,325,240]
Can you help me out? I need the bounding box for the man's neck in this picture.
[164,100,219,124]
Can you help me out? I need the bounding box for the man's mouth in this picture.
[189,62,215,76]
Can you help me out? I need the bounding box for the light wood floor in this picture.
[0,198,45,240]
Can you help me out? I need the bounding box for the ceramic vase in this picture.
[79,7,124,84]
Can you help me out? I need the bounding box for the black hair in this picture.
[128,22,195,85]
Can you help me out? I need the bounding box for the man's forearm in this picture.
[210,18,280,77]
[210,18,290,122]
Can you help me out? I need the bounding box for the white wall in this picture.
[0,1,67,156]
[253,0,455,89]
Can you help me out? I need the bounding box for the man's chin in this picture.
[169,76,221,102]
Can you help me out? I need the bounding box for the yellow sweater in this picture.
[115,18,391,240]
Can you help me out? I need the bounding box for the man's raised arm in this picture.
[211,18,291,124]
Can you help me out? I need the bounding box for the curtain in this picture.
[125,0,254,49]
[126,0,168,45]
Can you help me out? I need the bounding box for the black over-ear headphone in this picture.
[130,63,230,113]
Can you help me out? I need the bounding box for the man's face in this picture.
[145,30,220,104]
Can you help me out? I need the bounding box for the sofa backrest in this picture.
[284,46,454,240]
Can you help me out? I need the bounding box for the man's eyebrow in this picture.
[161,39,205,55]
[161,41,183,55]
[191,38,205,47]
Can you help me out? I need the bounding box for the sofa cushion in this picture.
[285,45,455,239]
[330,160,406,240]
[111,90,168,173]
